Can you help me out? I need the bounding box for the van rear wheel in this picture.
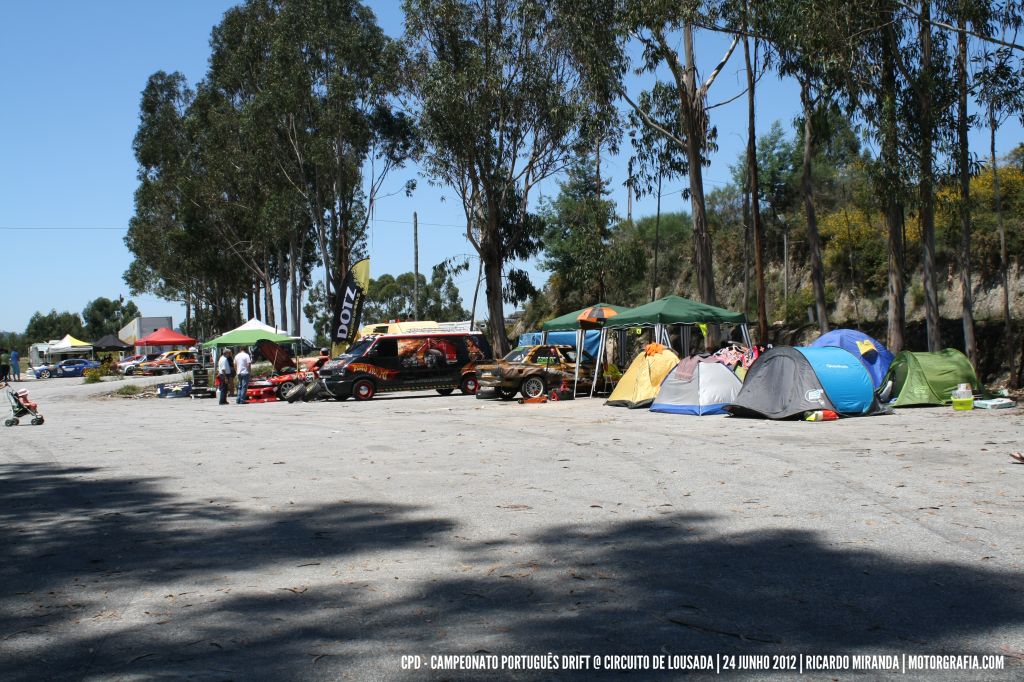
[436,388,455,396]
[352,378,376,401]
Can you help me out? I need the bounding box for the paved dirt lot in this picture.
[2,375,1023,680]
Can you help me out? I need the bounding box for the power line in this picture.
[0,226,125,231]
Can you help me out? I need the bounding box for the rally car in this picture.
[30,357,101,379]
[475,344,599,400]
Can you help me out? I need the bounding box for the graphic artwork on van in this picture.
[346,363,399,381]
[464,337,485,361]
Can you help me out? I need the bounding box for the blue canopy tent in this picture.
[518,330,601,358]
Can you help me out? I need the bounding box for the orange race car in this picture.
[138,350,201,376]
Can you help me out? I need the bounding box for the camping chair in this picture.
[600,363,623,394]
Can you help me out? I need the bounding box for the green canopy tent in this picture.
[591,296,750,397]
[540,303,627,395]
[202,319,298,357]
[202,328,296,349]
[885,349,979,406]
[605,295,749,351]
[540,303,627,332]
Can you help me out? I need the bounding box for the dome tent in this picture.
[650,355,742,416]
[885,349,978,406]
[726,346,878,420]
[811,329,894,389]
[605,344,679,409]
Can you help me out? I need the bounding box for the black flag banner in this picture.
[331,258,370,345]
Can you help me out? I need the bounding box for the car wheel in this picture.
[37,369,50,379]
[284,382,307,403]
[352,378,375,401]
[303,380,328,402]
[436,388,455,396]
[276,380,296,400]
[460,374,478,395]
[497,388,517,401]
[520,376,546,399]
[124,366,135,375]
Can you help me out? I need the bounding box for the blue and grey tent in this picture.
[726,346,878,419]
[650,355,742,416]
[810,328,894,389]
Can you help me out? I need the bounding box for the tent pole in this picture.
[574,328,582,395]
[591,328,605,398]
[741,323,752,348]
[683,325,691,357]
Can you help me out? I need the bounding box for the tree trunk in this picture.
[482,249,508,356]
[246,287,254,321]
[278,247,288,334]
[263,257,275,329]
[743,26,767,344]
[289,235,301,337]
[683,24,717,314]
[990,109,1015,386]
[800,84,829,334]
[919,1,942,352]
[254,279,262,320]
[881,18,905,352]
[956,19,977,368]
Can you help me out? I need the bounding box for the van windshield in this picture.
[342,338,375,358]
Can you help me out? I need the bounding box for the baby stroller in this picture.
[4,384,44,426]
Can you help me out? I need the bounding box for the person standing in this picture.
[234,346,251,404]
[10,348,20,381]
[217,348,234,405]
[0,348,9,383]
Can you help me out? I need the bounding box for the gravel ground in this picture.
[1,375,1023,681]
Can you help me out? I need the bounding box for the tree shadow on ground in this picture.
[3,463,1022,680]
[0,462,454,681]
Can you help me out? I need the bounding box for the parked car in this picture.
[476,344,599,400]
[245,341,330,401]
[31,357,101,379]
[319,332,493,401]
[137,350,201,376]
[118,354,157,375]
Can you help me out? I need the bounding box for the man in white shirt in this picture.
[217,348,233,405]
[234,347,251,404]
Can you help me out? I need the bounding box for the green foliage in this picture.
[404,0,603,353]
[539,160,619,310]
[24,310,85,345]
[363,267,471,323]
[82,369,104,384]
[81,297,140,339]
[115,384,143,397]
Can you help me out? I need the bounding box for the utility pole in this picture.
[652,172,662,302]
[413,211,419,320]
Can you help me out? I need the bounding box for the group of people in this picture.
[0,348,21,383]
[216,347,251,405]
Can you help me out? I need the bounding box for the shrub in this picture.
[115,384,142,397]
[83,369,104,384]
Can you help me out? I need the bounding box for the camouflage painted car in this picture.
[475,344,598,400]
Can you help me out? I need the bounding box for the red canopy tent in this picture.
[134,328,197,347]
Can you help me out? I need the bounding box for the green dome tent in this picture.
[885,349,978,406]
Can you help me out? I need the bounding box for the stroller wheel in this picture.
[4,418,18,427]
[31,416,44,426]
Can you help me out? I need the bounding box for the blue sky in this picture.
[1,2,1020,335]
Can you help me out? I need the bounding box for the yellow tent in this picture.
[605,343,679,409]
